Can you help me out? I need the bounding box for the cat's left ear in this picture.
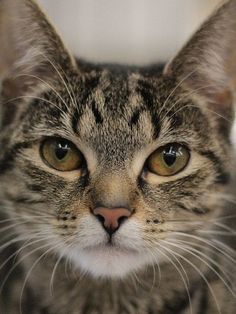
[0,0,76,100]
[164,0,236,125]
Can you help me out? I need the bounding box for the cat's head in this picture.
[0,0,235,278]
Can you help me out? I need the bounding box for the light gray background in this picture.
[38,0,221,64]
[37,0,236,144]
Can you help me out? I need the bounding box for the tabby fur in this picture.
[0,0,236,313]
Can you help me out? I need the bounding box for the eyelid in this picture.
[146,144,189,175]
[40,137,85,172]
[39,135,99,175]
[141,153,196,185]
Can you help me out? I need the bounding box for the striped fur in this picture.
[0,0,236,313]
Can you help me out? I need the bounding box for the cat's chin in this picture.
[67,245,152,278]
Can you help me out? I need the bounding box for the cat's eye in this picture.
[41,138,84,171]
[146,143,190,176]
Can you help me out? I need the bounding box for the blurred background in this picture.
[37,0,236,144]
[38,0,222,64]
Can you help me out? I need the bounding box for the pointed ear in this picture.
[164,0,236,122]
[0,0,76,101]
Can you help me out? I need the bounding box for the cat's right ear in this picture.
[163,0,236,128]
[0,0,76,102]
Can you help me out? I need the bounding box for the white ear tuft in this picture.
[0,0,76,99]
[164,0,236,119]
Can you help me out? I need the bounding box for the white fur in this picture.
[61,216,161,278]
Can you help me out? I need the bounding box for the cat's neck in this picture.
[15,246,207,314]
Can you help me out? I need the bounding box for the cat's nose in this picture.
[93,207,132,235]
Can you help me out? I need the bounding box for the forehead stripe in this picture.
[91,100,103,124]
[136,80,160,138]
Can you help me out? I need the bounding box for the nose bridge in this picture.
[93,173,131,208]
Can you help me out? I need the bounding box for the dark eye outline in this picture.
[144,143,190,177]
[40,137,86,172]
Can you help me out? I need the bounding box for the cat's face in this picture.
[0,0,235,278]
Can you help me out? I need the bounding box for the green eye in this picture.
[41,138,84,171]
[146,143,190,176]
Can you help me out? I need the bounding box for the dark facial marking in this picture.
[26,183,45,193]
[177,203,209,215]
[129,107,145,128]
[91,100,103,124]
[71,108,83,133]
[71,75,101,132]
[0,142,31,175]
[136,79,160,138]
[1,103,17,129]
[8,196,45,205]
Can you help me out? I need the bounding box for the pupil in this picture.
[163,146,177,167]
[55,142,70,160]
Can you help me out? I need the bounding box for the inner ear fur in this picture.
[0,0,76,100]
[164,0,236,123]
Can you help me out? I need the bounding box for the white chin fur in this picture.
[67,246,152,278]
[60,217,160,278]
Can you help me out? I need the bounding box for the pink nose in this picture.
[93,207,132,234]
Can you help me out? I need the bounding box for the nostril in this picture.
[94,213,118,235]
[95,214,105,225]
[117,216,128,226]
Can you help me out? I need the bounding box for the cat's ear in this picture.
[164,0,236,122]
[0,0,76,100]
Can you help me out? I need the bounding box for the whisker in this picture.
[170,102,230,125]
[0,221,35,234]
[166,214,236,224]
[167,218,236,236]
[0,217,30,225]
[160,84,232,125]
[64,256,72,280]
[19,241,64,314]
[159,69,198,116]
[170,238,235,269]
[171,232,236,264]
[0,233,41,254]
[131,271,143,289]
[49,239,75,296]
[15,73,70,112]
[0,233,50,276]
[198,230,236,236]
[53,61,78,110]
[141,248,160,291]
[37,52,77,109]
[175,241,236,291]
[212,239,236,256]
[158,242,222,314]
[152,245,193,314]
[3,94,65,116]
[0,236,57,295]
[162,239,236,297]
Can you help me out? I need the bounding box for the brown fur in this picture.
[0,0,236,313]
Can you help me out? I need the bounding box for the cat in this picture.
[0,0,236,313]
